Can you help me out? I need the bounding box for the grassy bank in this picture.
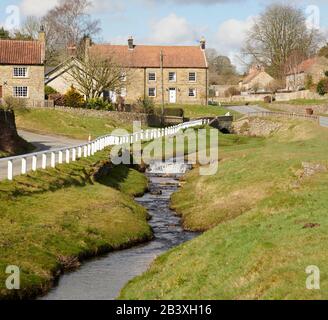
[15,108,133,140]
[120,119,328,300]
[164,104,241,119]
[0,150,151,299]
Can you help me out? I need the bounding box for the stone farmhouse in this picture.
[286,56,328,91]
[0,31,45,104]
[46,37,209,105]
[239,65,274,92]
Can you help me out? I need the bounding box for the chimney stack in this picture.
[38,25,46,64]
[84,36,91,62]
[200,37,206,50]
[128,36,134,50]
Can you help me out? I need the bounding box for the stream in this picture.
[42,162,198,300]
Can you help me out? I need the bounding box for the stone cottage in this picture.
[239,65,274,92]
[46,37,209,105]
[0,31,45,104]
[286,56,328,91]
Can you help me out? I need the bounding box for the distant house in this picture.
[0,31,45,104]
[46,37,209,105]
[239,65,274,92]
[286,56,328,91]
[45,57,82,95]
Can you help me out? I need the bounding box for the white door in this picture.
[169,88,176,103]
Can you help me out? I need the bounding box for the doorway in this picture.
[169,88,176,104]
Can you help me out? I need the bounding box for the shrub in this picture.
[64,86,85,108]
[133,97,155,114]
[48,93,65,106]
[86,98,113,111]
[45,85,58,98]
[263,96,275,103]
[325,71,328,78]
[317,78,328,96]
[164,108,184,117]
[0,96,27,111]
[224,86,241,97]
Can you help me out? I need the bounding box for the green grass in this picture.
[164,104,241,119]
[120,119,328,300]
[0,151,9,158]
[15,108,134,140]
[0,150,151,299]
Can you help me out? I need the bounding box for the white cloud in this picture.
[148,13,202,45]
[20,0,59,17]
[19,0,124,17]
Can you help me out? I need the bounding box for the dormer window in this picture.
[13,67,28,78]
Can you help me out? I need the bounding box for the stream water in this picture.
[42,162,198,300]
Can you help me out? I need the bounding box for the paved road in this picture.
[0,130,86,180]
[226,105,269,115]
[319,116,328,128]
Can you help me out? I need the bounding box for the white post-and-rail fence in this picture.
[0,119,209,181]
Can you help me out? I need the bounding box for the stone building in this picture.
[46,37,209,105]
[286,56,328,91]
[239,65,274,92]
[0,32,45,104]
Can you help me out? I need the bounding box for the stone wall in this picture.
[272,103,328,115]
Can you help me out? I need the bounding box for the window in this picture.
[148,72,156,81]
[148,87,156,97]
[189,72,196,82]
[13,67,28,78]
[13,86,28,98]
[120,88,127,97]
[189,88,196,97]
[121,72,127,82]
[169,72,176,82]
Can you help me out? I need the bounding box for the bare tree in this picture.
[284,49,307,91]
[40,0,101,65]
[242,4,320,79]
[67,53,130,100]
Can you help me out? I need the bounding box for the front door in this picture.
[169,88,176,104]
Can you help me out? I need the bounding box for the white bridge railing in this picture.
[0,119,209,181]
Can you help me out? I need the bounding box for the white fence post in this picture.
[21,157,27,175]
[83,145,88,157]
[8,160,13,181]
[58,151,63,164]
[32,155,37,171]
[42,154,47,169]
[78,146,82,158]
[51,152,56,168]
[66,149,70,163]
[72,148,76,162]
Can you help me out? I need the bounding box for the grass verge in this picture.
[120,119,328,300]
[0,150,151,299]
[15,108,133,140]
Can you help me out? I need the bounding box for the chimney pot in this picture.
[128,36,134,50]
[200,37,206,50]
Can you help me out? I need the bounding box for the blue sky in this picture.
[0,0,327,70]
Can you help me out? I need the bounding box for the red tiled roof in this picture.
[296,57,317,73]
[89,44,207,68]
[0,39,44,65]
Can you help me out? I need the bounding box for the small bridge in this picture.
[0,119,211,181]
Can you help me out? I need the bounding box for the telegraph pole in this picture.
[160,50,165,126]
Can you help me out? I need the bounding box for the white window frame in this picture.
[148,87,156,97]
[13,86,28,98]
[121,72,127,82]
[148,72,156,82]
[169,72,177,82]
[189,72,197,82]
[120,87,127,97]
[188,88,197,98]
[13,67,28,78]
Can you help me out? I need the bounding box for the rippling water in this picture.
[41,162,197,300]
